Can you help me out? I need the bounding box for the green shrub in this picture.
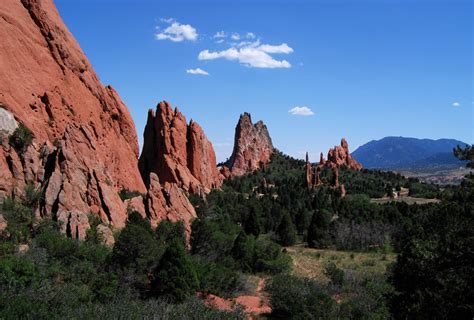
[111,218,158,274]
[151,239,198,302]
[85,214,103,245]
[267,275,335,319]
[192,256,244,298]
[9,123,33,152]
[118,188,142,201]
[338,273,393,320]
[253,237,292,274]
[24,183,42,207]
[389,199,474,319]
[324,261,345,287]
[276,211,297,246]
[1,197,35,244]
[307,209,332,248]
[231,231,255,272]
[0,255,38,289]
[156,220,186,248]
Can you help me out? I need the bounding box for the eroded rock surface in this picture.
[0,0,198,239]
[305,138,361,196]
[139,101,222,195]
[224,112,274,177]
[327,138,363,171]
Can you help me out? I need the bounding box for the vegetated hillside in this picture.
[352,136,468,169]
[2,147,472,319]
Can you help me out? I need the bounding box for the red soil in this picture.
[198,278,271,318]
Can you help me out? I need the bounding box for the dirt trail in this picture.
[235,278,271,315]
[199,277,271,318]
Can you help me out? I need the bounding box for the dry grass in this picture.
[370,196,440,205]
[286,245,395,282]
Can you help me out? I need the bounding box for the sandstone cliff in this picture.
[224,112,274,177]
[0,0,197,238]
[138,101,223,195]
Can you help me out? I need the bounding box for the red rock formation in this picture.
[145,172,196,234]
[0,0,198,239]
[0,0,144,193]
[305,139,361,196]
[138,101,223,195]
[319,152,326,166]
[305,152,312,187]
[326,138,362,170]
[224,112,274,177]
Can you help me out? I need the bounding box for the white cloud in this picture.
[198,40,293,69]
[160,17,175,23]
[452,101,460,107]
[258,43,293,54]
[186,68,209,75]
[213,31,226,38]
[215,39,225,44]
[246,32,256,39]
[289,106,314,116]
[231,33,240,40]
[234,39,260,48]
[155,20,198,42]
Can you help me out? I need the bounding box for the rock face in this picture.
[224,112,274,177]
[327,138,363,171]
[139,101,223,195]
[305,138,361,196]
[0,0,198,239]
[0,0,144,192]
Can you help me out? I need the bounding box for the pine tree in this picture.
[150,239,198,302]
[110,213,159,293]
[111,213,158,273]
[245,208,261,236]
[276,211,297,246]
[231,231,254,272]
[307,209,332,248]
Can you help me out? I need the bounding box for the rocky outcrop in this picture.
[326,138,362,171]
[305,139,361,196]
[224,112,274,177]
[0,0,198,240]
[0,0,145,238]
[139,101,223,195]
[0,0,145,193]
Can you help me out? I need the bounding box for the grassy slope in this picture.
[287,245,395,281]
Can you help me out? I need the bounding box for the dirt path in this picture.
[235,278,271,315]
[199,277,271,318]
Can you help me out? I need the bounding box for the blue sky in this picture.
[56,0,472,162]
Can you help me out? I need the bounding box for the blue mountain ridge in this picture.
[351,137,468,169]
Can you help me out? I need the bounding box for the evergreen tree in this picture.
[127,211,154,235]
[454,144,474,168]
[150,239,198,302]
[268,203,282,231]
[276,211,297,246]
[307,209,332,248]
[156,220,186,247]
[244,208,261,236]
[110,213,159,289]
[231,231,254,272]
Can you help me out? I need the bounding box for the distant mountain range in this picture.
[352,137,469,169]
